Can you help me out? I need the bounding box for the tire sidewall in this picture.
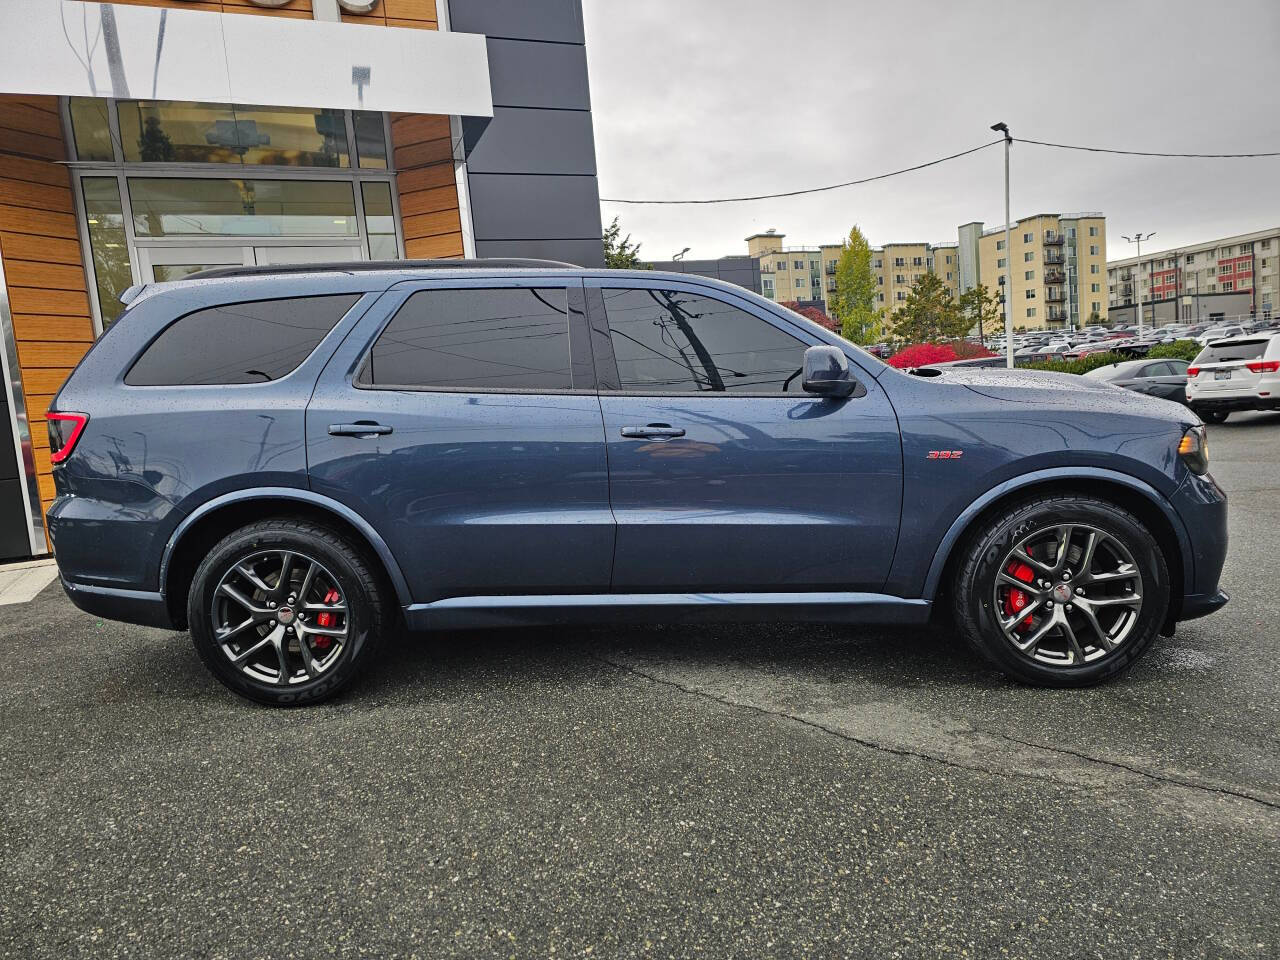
[188,525,376,706]
[959,498,1170,686]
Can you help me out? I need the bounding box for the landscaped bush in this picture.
[1024,351,1128,375]
[886,341,995,369]
[1148,339,1203,362]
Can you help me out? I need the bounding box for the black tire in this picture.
[1196,408,1229,424]
[950,494,1170,687]
[188,518,392,706]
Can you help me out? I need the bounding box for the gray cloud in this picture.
[585,0,1280,262]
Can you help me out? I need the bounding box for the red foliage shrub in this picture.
[780,301,838,332]
[886,343,960,369]
[886,341,996,368]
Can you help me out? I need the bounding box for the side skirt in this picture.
[403,592,931,631]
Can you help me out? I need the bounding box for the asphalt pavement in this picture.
[2,413,1278,959]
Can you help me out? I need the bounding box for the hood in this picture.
[915,366,1192,418]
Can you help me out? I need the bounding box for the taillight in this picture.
[1245,360,1280,373]
[1186,366,1200,377]
[47,412,89,465]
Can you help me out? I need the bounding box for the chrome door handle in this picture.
[329,422,393,438]
[620,424,685,440]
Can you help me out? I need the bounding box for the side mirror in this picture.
[802,345,858,397]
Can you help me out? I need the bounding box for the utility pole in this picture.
[991,122,1014,368]
[1123,232,1155,336]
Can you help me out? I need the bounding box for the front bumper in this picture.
[1178,588,1230,621]
[60,576,177,630]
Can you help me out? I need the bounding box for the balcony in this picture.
[825,264,836,275]
[1045,287,1065,303]
[1047,308,1068,322]
[1043,252,1065,265]
[826,279,836,292]
[1044,270,1066,284]
[1043,232,1064,246]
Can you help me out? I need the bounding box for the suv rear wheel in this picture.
[187,518,391,705]
[951,494,1170,687]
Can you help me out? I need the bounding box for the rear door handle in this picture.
[329,421,393,438]
[620,424,685,440]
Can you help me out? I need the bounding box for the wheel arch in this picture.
[160,488,412,628]
[924,468,1190,613]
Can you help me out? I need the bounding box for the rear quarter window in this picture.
[125,294,360,386]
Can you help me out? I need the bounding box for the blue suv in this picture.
[48,261,1229,704]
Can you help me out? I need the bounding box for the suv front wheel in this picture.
[187,518,391,705]
[951,494,1170,687]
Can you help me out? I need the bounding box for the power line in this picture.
[599,139,1004,205]
[1016,137,1280,159]
[600,134,1280,206]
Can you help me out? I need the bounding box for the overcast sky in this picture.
[583,0,1280,265]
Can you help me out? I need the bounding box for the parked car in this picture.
[47,261,1228,704]
[1196,325,1245,345]
[1084,358,1190,404]
[1185,333,1280,422]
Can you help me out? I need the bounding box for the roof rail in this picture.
[187,257,582,280]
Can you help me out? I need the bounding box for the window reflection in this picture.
[117,101,351,167]
[361,181,398,258]
[81,178,133,328]
[353,111,388,169]
[70,98,115,161]
[129,179,358,237]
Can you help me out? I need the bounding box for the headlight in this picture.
[1178,425,1209,475]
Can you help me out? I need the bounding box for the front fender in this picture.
[158,487,413,608]
[911,466,1193,602]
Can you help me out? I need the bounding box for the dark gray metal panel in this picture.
[475,238,603,267]
[449,0,585,43]
[0,400,16,480]
[469,173,601,243]
[486,38,590,110]
[644,258,763,295]
[465,107,596,175]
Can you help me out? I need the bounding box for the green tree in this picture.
[893,272,964,343]
[602,215,645,269]
[958,283,1003,344]
[830,225,882,344]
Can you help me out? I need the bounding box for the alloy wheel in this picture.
[211,550,350,686]
[992,523,1144,667]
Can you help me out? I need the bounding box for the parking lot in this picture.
[2,414,1277,959]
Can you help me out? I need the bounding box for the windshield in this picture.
[1194,339,1271,364]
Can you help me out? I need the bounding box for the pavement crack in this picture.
[594,655,1280,814]
[986,731,1280,811]
[591,654,1087,791]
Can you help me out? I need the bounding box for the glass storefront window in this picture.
[353,111,389,169]
[128,178,358,237]
[70,98,116,162]
[117,101,351,167]
[81,178,133,327]
[361,181,398,259]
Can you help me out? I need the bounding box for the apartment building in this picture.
[746,231,827,307]
[1107,226,1280,327]
[973,213,1108,331]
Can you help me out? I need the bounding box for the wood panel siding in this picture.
[391,112,462,260]
[0,94,93,524]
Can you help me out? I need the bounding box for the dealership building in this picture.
[0,0,603,560]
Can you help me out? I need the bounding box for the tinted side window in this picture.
[602,288,806,393]
[365,288,571,390]
[126,294,360,386]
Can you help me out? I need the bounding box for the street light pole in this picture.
[991,122,1014,368]
[1123,232,1155,337]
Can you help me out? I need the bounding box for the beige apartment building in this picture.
[1106,226,1280,327]
[747,213,1106,331]
[976,213,1107,330]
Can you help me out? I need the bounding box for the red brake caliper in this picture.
[312,588,340,649]
[1002,556,1036,632]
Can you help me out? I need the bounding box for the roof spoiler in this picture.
[119,283,149,306]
